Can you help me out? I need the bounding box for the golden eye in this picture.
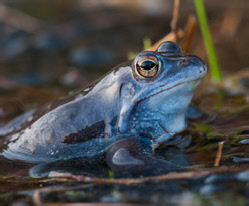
[136,55,159,78]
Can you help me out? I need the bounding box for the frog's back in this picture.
[0,90,85,138]
[1,68,127,162]
[2,98,89,162]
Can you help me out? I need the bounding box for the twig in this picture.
[33,184,94,205]
[147,30,183,51]
[49,170,210,185]
[181,15,197,53]
[48,166,248,186]
[214,141,224,167]
[171,0,181,34]
[220,7,241,39]
[148,0,182,51]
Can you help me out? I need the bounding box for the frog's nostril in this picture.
[179,59,191,66]
[199,66,206,74]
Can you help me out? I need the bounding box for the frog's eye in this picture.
[135,55,160,78]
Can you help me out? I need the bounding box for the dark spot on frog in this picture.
[61,121,105,144]
[61,116,118,145]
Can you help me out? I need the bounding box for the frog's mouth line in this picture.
[138,78,202,104]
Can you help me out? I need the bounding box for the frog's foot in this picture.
[106,137,186,177]
[29,157,108,178]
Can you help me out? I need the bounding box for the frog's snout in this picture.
[179,55,207,76]
[191,55,206,67]
[192,56,207,75]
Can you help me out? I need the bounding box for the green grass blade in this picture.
[194,0,222,83]
[143,37,152,50]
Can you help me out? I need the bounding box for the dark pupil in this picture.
[140,60,155,70]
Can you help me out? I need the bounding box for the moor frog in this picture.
[0,42,207,177]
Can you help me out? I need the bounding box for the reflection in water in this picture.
[0,156,34,177]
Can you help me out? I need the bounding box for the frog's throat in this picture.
[117,79,199,134]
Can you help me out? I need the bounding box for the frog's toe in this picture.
[29,160,75,178]
[29,162,53,178]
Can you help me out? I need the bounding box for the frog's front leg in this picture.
[135,121,175,144]
[105,137,184,177]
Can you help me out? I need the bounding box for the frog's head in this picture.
[118,41,207,143]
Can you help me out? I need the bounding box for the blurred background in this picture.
[0,0,248,121]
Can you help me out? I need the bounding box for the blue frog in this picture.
[0,42,207,177]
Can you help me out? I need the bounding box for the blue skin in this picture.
[0,42,207,177]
